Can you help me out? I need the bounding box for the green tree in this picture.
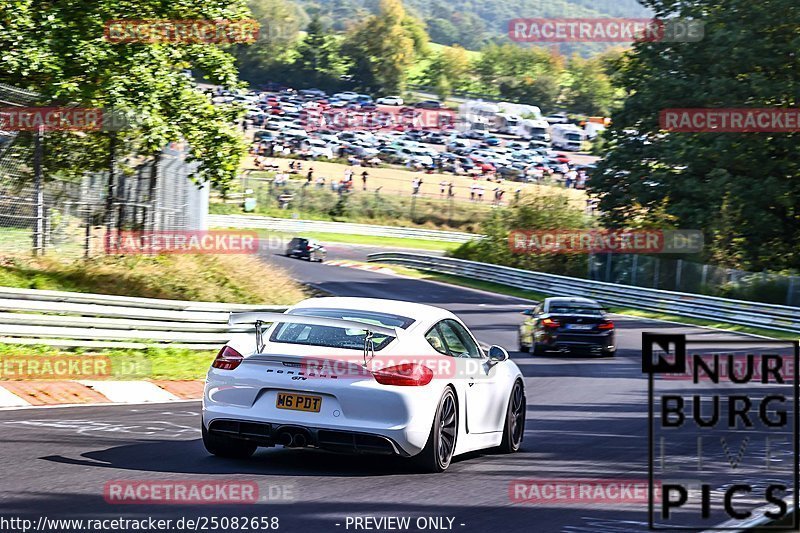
[498,74,561,112]
[563,55,615,116]
[291,16,345,86]
[0,0,252,191]
[423,45,473,94]
[236,0,306,84]
[474,44,560,90]
[341,0,426,94]
[592,0,800,270]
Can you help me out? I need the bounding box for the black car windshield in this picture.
[269,308,415,351]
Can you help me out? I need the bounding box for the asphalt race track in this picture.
[0,242,790,533]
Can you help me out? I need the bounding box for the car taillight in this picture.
[542,318,560,328]
[597,320,615,330]
[306,245,312,251]
[372,364,433,386]
[212,346,243,370]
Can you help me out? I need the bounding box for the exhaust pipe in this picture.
[293,433,307,447]
[277,432,293,446]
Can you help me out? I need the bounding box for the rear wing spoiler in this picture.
[228,311,400,356]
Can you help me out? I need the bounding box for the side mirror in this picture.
[488,345,509,363]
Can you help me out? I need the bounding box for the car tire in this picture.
[202,424,257,459]
[412,387,458,473]
[498,380,525,453]
[603,348,616,357]
[531,342,545,356]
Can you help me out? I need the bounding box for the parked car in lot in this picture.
[545,113,570,124]
[333,91,360,101]
[285,237,326,262]
[376,95,404,106]
[204,297,526,472]
[518,297,615,356]
[303,138,335,159]
[422,132,447,144]
[414,100,443,109]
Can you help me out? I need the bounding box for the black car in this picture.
[518,297,615,356]
[285,237,326,262]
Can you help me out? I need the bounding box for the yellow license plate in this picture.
[276,392,322,413]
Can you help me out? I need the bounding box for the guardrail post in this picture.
[32,125,45,256]
[631,254,638,286]
[604,253,612,282]
[788,276,796,306]
[676,259,683,291]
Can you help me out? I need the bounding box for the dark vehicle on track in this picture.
[285,237,326,262]
[518,297,615,356]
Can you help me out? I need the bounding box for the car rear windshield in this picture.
[269,308,414,351]
[548,305,604,316]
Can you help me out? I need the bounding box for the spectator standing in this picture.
[361,170,369,191]
[565,168,577,188]
[576,170,587,189]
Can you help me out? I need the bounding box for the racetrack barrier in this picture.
[0,286,287,349]
[366,252,800,334]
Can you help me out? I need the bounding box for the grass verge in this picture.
[290,231,460,252]
[0,253,305,304]
[0,344,216,381]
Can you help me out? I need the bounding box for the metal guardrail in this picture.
[208,214,480,243]
[0,287,287,349]
[367,252,800,334]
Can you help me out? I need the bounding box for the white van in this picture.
[519,119,551,142]
[551,124,584,151]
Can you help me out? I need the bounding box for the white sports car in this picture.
[202,297,526,472]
